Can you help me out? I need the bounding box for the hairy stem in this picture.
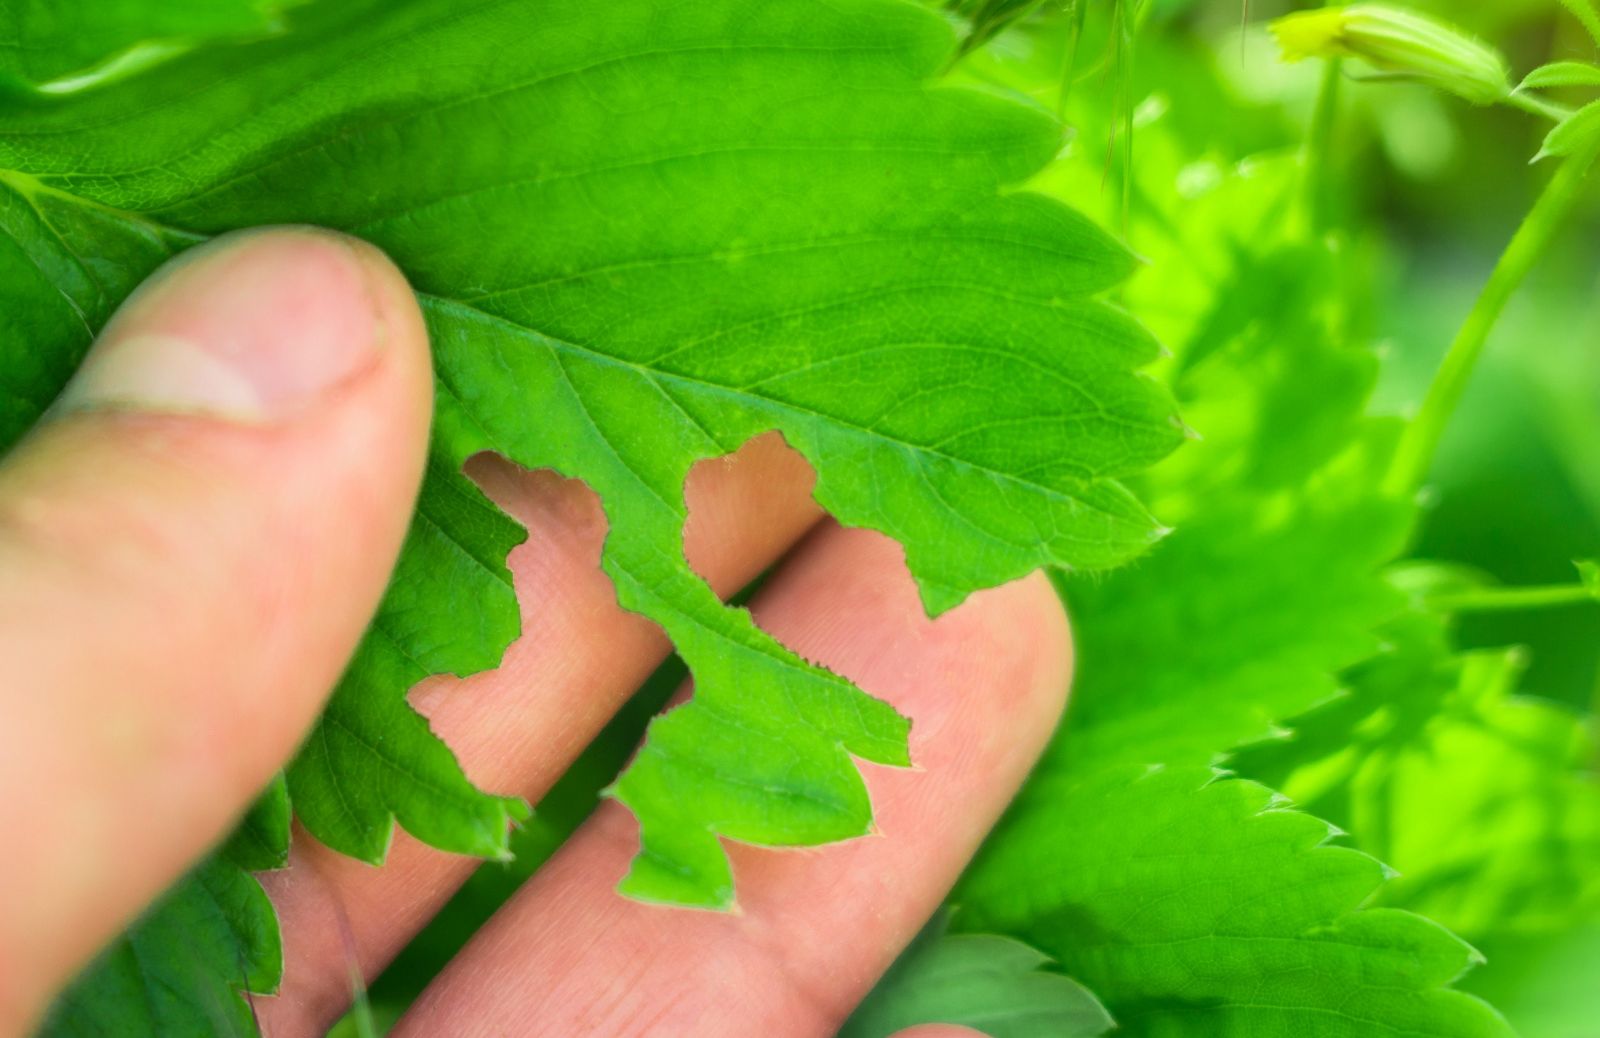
[1384,147,1598,497]
[1505,90,1575,123]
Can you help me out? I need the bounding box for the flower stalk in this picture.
[1384,142,1600,496]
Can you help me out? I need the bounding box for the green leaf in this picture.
[1517,61,1600,92]
[1020,100,1414,776]
[1240,595,1600,943]
[0,0,1179,908]
[1557,0,1600,46]
[1232,597,1462,801]
[841,912,1113,1038]
[40,858,280,1037]
[1369,649,1600,936]
[285,471,529,863]
[220,774,292,873]
[1048,233,1411,777]
[1163,251,1387,499]
[0,0,297,95]
[1054,491,1409,776]
[946,93,1503,1026]
[0,170,195,449]
[1538,98,1600,161]
[1233,587,1600,1036]
[957,766,1514,1037]
[41,775,293,1036]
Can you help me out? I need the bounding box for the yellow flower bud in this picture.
[1271,5,1512,105]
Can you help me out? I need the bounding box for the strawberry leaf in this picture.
[1517,60,1600,91]
[1242,590,1600,946]
[958,766,1515,1037]
[1538,98,1600,161]
[841,911,1113,1038]
[1055,492,1410,775]
[0,0,1179,909]
[0,0,297,95]
[41,779,291,1037]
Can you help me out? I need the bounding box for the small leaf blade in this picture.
[1518,61,1600,91]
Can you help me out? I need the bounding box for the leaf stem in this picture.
[1428,583,1599,614]
[1383,147,1598,497]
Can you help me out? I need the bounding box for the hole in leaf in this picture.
[681,430,822,598]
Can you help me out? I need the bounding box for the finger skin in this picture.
[0,230,431,1030]
[257,432,825,1035]
[891,1027,990,1038]
[398,523,1072,1037]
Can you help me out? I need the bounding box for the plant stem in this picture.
[1302,58,1343,234]
[1428,583,1599,613]
[1505,90,1575,123]
[1383,146,1598,497]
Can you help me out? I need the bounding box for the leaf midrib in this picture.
[4,171,1147,540]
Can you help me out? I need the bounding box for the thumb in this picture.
[0,228,432,1025]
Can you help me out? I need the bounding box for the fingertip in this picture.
[957,568,1073,736]
[59,227,426,426]
[755,525,1072,762]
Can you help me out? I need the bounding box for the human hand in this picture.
[0,230,1071,1037]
